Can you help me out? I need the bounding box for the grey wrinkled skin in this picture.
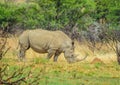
[18,29,87,63]
[116,42,120,65]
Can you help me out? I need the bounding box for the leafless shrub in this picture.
[102,29,120,52]
[103,28,120,64]
[110,30,120,65]
[0,64,27,85]
[0,64,44,85]
[0,30,10,60]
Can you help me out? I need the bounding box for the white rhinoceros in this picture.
[18,29,87,63]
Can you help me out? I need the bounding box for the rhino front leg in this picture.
[46,49,55,60]
[54,51,61,62]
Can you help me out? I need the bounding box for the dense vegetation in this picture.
[0,0,119,32]
[0,0,120,84]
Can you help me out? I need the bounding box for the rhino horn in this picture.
[66,53,88,63]
[75,53,88,62]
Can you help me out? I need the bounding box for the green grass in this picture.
[32,57,49,64]
[38,76,120,85]
[0,57,120,85]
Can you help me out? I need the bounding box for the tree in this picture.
[93,0,120,26]
[26,0,96,30]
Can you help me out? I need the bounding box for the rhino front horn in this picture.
[75,53,88,62]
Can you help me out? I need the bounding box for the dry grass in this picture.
[0,0,25,4]
[5,37,117,64]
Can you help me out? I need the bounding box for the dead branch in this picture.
[0,30,11,60]
[0,64,45,85]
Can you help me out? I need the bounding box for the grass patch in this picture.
[1,58,120,85]
[32,57,49,64]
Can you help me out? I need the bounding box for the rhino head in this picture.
[64,49,88,63]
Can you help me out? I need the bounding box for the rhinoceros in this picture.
[18,29,87,63]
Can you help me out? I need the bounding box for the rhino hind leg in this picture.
[54,51,61,62]
[18,49,26,61]
[117,56,120,65]
[18,44,30,61]
[117,50,120,65]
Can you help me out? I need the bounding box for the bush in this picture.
[0,0,96,32]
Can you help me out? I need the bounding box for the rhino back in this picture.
[28,29,72,53]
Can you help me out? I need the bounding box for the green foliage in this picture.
[0,3,17,30]
[24,0,96,30]
[0,0,96,31]
[0,0,119,31]
[16,3,46,29]
[56,0,95,29]
[93,0,120,25]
